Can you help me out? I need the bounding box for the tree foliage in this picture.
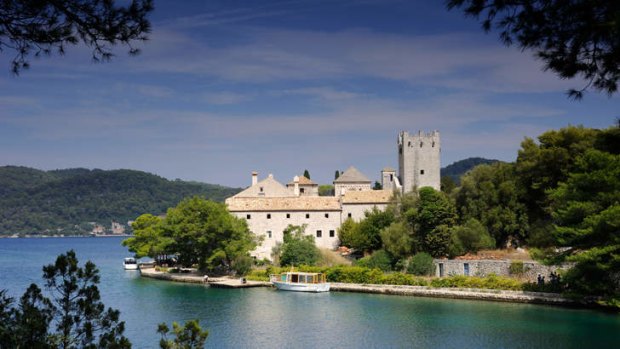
[338,208,394,254]
[278,225,320,266]
[454,162,529,246]
[406,252,435,276]
[448,0,620,99]
[0,250,130,348]
[0,167,241,236]
[411,187,457,256]
[448,219,495,258]
[0,0,154,73]
[125,197,257,272]
[158,320,209,349]
[548,149,620,296]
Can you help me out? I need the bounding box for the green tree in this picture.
[516,126,599,223]
[318,184,334,196]
[1,0,154,73]
[448,219,495,258]
[122,214,174,263]
[454,162,529,246]
[158,320,209,349]
[412,187,457,256]
[337,218,359,248]
[548,149,620,297]
[406,252,435,276]
[161,197,256,271]
[0,286,54,349]
[340,208,395,254]
[42,250,131,349]
[440,176,456,194]
[380,221,413,262]
[279,225,320,266]
[335,170,340,180]
[303,169,311,179]
[355,249,392,271]
[373,181,382,190]
[448,0,620,99]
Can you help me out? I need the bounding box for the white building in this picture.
[226,172,392,260]
[225,130,440,260]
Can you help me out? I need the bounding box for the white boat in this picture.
[270,271,330,292]
[123,257,138,270]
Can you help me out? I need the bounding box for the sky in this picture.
[1,0,618,188]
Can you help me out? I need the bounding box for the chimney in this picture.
[251,171,258,186]
[293,175,300,196]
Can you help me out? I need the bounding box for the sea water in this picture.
[1,237,619,348]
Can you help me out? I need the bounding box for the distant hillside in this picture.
[0,166,241,236]
[441,157,500,183]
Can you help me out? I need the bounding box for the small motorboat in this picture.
[270,271,330,292]
[123,257,138,270]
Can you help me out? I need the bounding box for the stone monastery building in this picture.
[225,130,440,260]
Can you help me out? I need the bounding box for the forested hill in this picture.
[441,157,500,183]
[0,166,241,235]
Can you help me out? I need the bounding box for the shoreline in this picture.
[138,268,585,308]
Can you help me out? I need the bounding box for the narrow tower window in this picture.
[420,170,425,175]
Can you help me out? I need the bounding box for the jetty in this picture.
[139,267,270,288]
[139,268,579,307]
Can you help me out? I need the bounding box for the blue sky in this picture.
[1,0,618,187]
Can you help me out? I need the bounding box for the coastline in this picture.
[138,267,581,307]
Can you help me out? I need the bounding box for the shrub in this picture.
[233,255,253,276]
[448,219,495,258]
[406,252,435,276]
[355,250,392,271]
[509,260,524,276]
[430,274,523,291]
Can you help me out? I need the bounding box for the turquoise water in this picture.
[1,237,619,348]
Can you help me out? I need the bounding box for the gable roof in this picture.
[232,175,293,198]
[286,175,317,186]
[334,166,371,183]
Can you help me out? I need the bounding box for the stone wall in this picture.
[434,259,570,282]
[398,131,440,192]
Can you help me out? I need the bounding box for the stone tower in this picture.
[397,130,440,192]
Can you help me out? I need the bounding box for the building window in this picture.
[316,230,322,238]
[390,174,393,181]
[306,213,310,219]
[432,141,435,147]
[267,231,272,238]
[267,214,271,219]
[408,141,411,147]
[260,187,263,192]
[420,142,423,147]
[325,213,329,218]
[329,230,335,237]
[399,147,402,154]
[420,170,425,175]
[300,188,305,193]
[347,213,352,218]
[286,213,290,219]
[464,263,470,276]
[246,214,251,220]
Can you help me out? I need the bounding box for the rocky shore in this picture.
[139,267,578,306]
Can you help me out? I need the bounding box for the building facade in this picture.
[398,130,441,192]
[225,130,440,260]
[226,172,392,260]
